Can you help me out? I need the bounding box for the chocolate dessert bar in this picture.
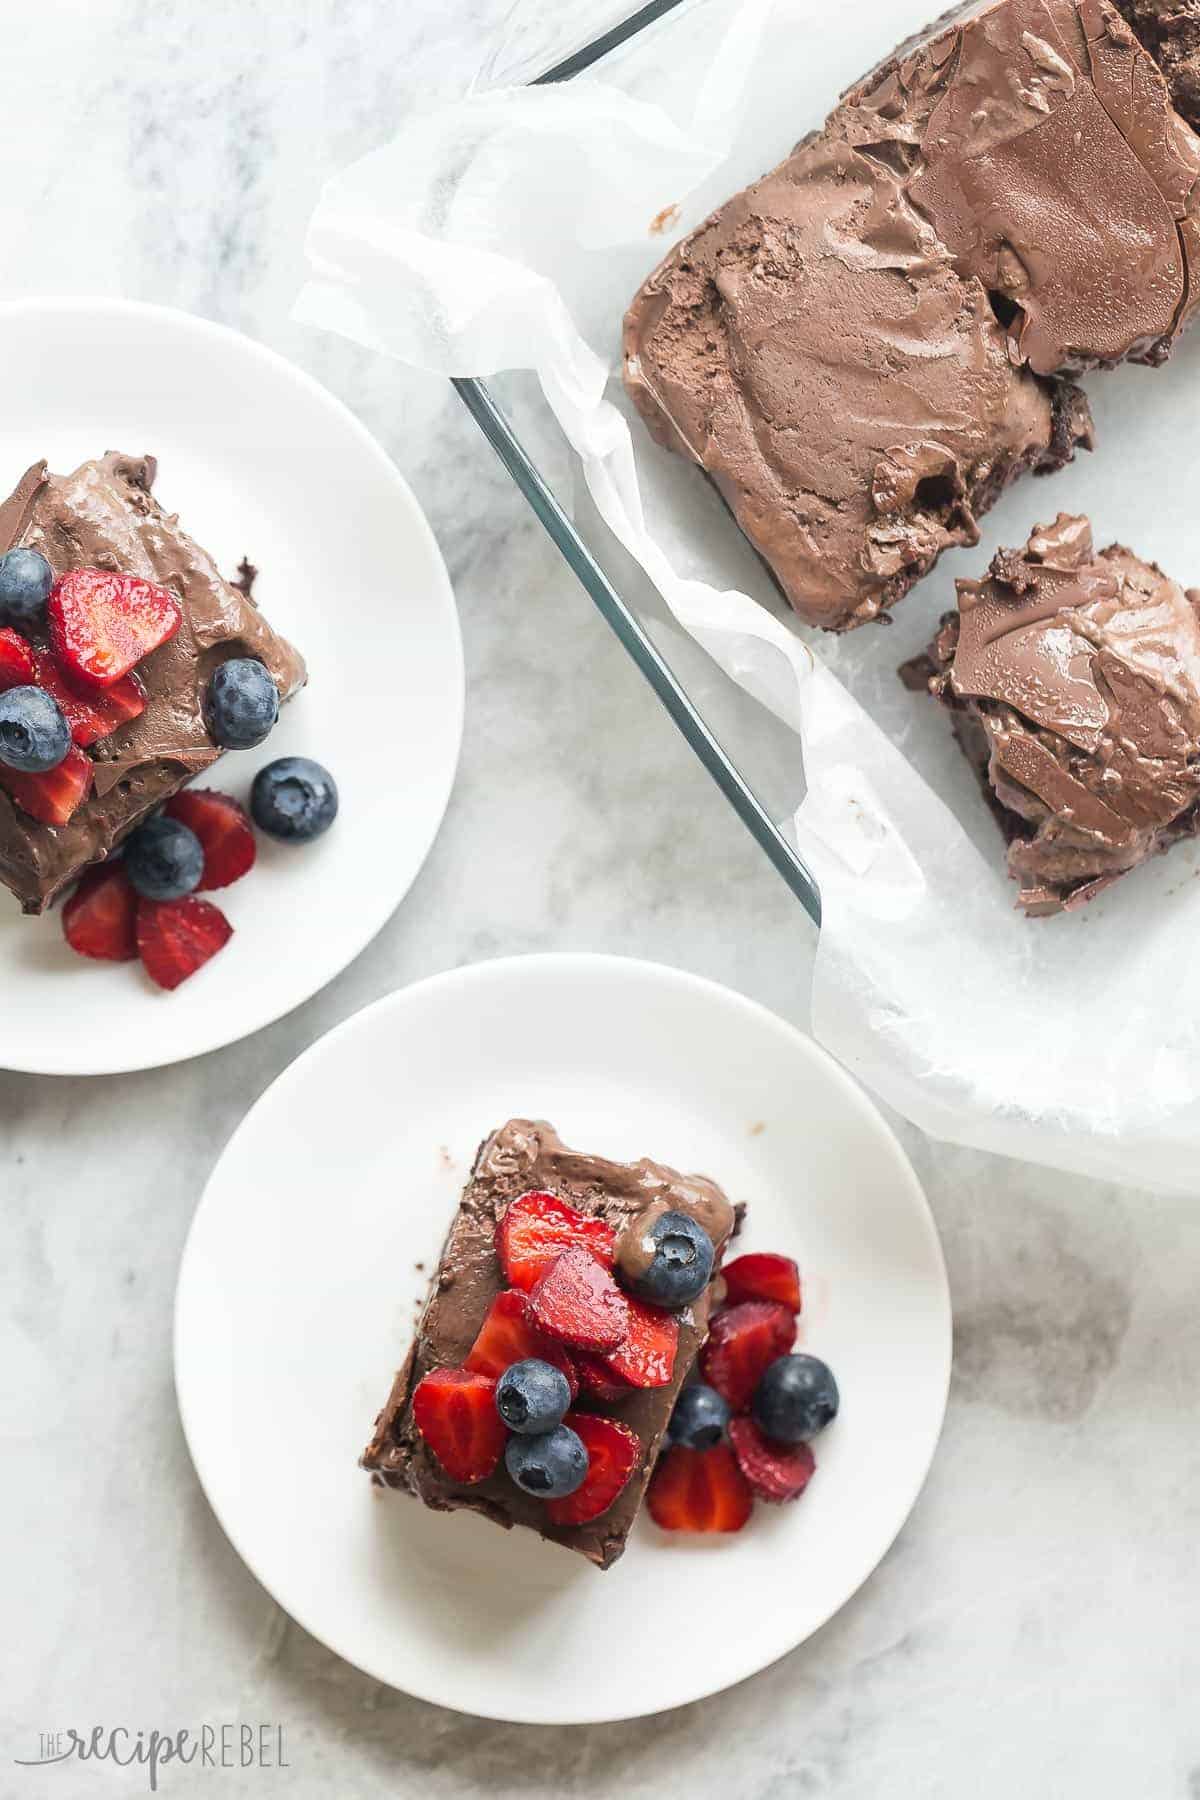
[904,515,1200,915]
[362,1120,739,1569]
[624,0,1200,632]
[0,454,306,912]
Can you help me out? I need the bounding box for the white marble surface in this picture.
[4,3,1200,1796]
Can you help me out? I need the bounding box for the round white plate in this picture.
[175,954,951,1724]
[0,298,463,1074]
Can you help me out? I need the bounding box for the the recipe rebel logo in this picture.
[14,1723,289,1790]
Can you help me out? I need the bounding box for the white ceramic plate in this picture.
[175,954,951,1724]
[0,298,463,1074]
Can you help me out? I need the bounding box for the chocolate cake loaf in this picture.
[904,515,1200,915]
[0,454,306,912]
[362,1119,738,1570]
[624,0,1200,632]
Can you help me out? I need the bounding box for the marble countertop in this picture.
[4,3,1199,1796]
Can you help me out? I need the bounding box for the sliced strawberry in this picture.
[545,1413,641,1526]
[574,1353,633,1404]
[496,1190,616,1292]
[728,1416,816,1503]
[136,896,233,991]
[48,567,181,687]
[700,1300,796,1410]
[600,1294,678,1389]
[165,788,256,889]
[0,742,92,826]
[464,1290,579,1398]
[646,1443,753,1533]
[411,1366,506,1484]
[61,862,138,961]
[527,1247,629,1352]
[36,652,146,747]
[0,627,37,691]
[721,1252,802,1314]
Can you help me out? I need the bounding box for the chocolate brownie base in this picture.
[0,454,306,913]
[904,515,1200,915]
[362,1120,739,1570]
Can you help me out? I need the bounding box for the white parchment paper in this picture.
[296,0,1200,1192]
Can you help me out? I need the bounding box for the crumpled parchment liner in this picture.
[296,0,1200,1192]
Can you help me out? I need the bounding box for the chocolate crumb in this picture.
[231,556,258,599]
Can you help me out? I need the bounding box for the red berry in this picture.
[136,895,233,991]
[700,1300,796,1410]
[0,741,92,826]
[411,1367,506,1484]
[721,1252,802,1314]
[527,1247,630,1352]
[36,652,146,747]
[545,1413,640,1526]
[495,1190,616,1292]
[61,863,138,962]
[464,1290,579,1398]
[164,788,256,890]
[0,627,37,691]
[48,567,181,688]
[729,1416,816,1503]
[600,1294,678,1389]
[647,1442,754,1533]
[573,1354,633,1404]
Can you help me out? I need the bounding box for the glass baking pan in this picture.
[455,0,824,926]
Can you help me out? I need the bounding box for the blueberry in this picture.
[124,815,204,901]
[495,1359,572,1436]
[753,1355,839,1444]
[0,686,69,773]
[668,1383,731,1450]
[203,658,280,750]
[626,1210,714,1307]
[250,756,338,843]
[504,1424,589,1500]
[0,547,53,626]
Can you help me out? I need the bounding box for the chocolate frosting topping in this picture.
[1115,0,1200,131]
[624,0,1200,631]
[0,454,306,912]
[362,1120,741,1569]
[922,514,1200,913]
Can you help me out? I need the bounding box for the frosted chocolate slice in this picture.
[362,1120,738,1571]
[905,515,1200,915]
[624,0,1200,632]
[0,454,306,912]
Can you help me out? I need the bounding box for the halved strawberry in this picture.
[722,1252,802,1314]
[646,1443,753,1533]
[728,1416,816,1503]
[61,862,138,962]
[600,1294,678,1389]
[464,1290,579,1398]
[574,1354,633,1404]
[0,627,37,691]
[0,742,93,826]
[411,1366,506,1484]
[48,567,181,687]
[527,1247,629,1352]
[496,1190,616,1292]
[136,896,233,991]
[165,788,256,889]
[37,652,146,747]
[545,1413,641,1526]
[700,1300,796,1410]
